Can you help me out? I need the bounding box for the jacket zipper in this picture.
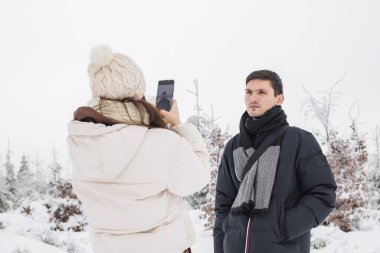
[245,217,252,253]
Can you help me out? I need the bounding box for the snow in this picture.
[310,225,380,253]
[1,209,380,252]
[190,210,380,253]
[0,233,66,253]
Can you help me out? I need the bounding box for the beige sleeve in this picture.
[167,123,211,197]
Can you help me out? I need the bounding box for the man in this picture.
[157,91,171,111]
[213,70,336,253]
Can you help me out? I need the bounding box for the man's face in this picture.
[245,79,284,118]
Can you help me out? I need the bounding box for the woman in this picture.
[67,45,210,253]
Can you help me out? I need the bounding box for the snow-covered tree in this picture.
[201,126,231,230]
[16,154,36,205]
[186,115,212,139]
[47,180,87,232]
[4,140,16,198]
[184,80,212,208]
[302,74,345,145]
[48,146,63,192]
[0,153,7,211]
[1,140,16,210]
[373,126,380,172]
[303,80,370,231]
[185,114,212,208]
[0,179,12,212]
[367,126,380,211]
[33,152,48,196]
[325,124,368,231]
[186,79,203,129]
[0,153,3,181]
[368,126,380,187]
[185,79,230,209]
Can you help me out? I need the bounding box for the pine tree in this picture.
[48,146,63,193]
[0,153,8,211]
[48,180,87,232]
[4,139,16,197]
[33,152,48,196]
[0,180,11,212]
[16,154,36,205]
[184,115,212,208]
[184,80,213,208]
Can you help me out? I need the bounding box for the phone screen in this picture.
[156,80,174,111]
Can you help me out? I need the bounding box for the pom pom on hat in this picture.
[90,45,114,67]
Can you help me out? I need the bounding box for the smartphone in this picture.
[156,80,174,111]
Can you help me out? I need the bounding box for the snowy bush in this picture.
[325,126,369,231]
[367,126,380,213]
[47,182,87,232]
[49,199,86,232]
[13,181,87,234]
[200,127,231,230]
[301,82,378,231]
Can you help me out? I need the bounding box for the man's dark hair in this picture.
[245,70,283,96]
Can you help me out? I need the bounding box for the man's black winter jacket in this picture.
[213,127,337,253]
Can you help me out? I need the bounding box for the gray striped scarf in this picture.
[231,145,280,215]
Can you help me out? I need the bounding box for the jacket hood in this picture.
[67,121,148,180]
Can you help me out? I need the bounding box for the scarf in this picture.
[87,97,150,126]
[231,106,289,215]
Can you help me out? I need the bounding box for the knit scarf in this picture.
[231,106,289,215]
[88,97,150,126]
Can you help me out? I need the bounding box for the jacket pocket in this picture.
[277,201,302,244]
[222,222,245,253]
[276,200,287,242]
[221,213,230,232]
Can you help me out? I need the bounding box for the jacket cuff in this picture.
[172,123,202,142]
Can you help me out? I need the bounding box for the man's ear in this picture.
[276,94,284,106]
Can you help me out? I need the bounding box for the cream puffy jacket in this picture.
[67,121,210,253]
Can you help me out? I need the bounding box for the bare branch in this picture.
[301,74,346,144]
[186,89,196,95]
[203,104,222,127]
[348,100,360,126]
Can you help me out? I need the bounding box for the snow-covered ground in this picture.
[189,210,380,253]
[1,209,380,253]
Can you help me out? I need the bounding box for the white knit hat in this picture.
[87,45,146,100]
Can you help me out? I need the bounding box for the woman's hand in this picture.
[160,99,181,127]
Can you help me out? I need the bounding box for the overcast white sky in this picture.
[1,0,380,169]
